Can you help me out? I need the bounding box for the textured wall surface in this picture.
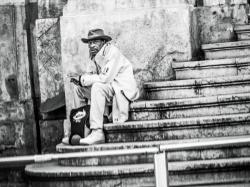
[40,120,64,153]
[38,0,67,18]
[197,3,249,44]
[0,2,36,154]
[0,6,32,102]
[36,18,64,103]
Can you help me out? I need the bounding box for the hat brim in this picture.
[81,35,112,43]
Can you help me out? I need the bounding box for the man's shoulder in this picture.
[102,42,119,57]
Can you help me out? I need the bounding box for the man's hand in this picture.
[70,75,82,87]
[70,77,81,86]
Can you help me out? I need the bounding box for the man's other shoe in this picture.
[79,129,105,145]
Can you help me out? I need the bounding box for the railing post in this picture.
[154,151,169,187]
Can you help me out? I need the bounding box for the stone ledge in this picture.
[0,101,25,121]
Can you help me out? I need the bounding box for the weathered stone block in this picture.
[38,0,67,19]
[0,1,36,157]
[0,3,32,102]
[197,4,248,44]
[0,100,36,156]
[39,120,64,153]
[36,18,64,103]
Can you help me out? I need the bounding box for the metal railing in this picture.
[1,136,250,187]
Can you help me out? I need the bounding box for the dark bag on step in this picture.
[69,105,90,145]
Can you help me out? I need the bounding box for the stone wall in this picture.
[197,0,249,44]
[38,0,67,18]
[0,0,37,186]
[0,0,37,156]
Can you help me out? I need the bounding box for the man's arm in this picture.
[80,46,121,86]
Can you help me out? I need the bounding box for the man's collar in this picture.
[94,42,111,61]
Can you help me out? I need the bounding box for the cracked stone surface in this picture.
[197,3,248,44]
[36,18,64,103]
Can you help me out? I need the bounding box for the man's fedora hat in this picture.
[81,29,112,43]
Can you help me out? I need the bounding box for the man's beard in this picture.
[89,50,98,60]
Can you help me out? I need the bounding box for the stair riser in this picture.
[58,146,250,166]
[27,170,250,187]
[106,123,250,143]
[237,32,250,41]
[174,65,250,80]
[146,83,250,100]
[130,102,250,121]
[204,48,250,60]
[27,175,154,187]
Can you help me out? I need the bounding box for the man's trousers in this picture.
[73,82,114,129]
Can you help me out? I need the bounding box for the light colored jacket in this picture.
[80,42,139,122]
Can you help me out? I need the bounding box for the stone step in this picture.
[172,57,250,80]
[144,75,250,100]
[130,92,250,121]
[202,40,250,60]
[56,135,250,166]
[234,24,250,41]
[25,157,250,187]
[106,113,250,142]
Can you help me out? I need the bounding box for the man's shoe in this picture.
[62,137,69,145]
[79,129,105,145]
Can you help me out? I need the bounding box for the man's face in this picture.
[88,39,105,59]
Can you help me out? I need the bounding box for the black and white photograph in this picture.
[1,0,250,186]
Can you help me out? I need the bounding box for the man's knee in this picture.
[91,82,106,93]
[73,85,83,96]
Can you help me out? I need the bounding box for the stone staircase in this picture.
[25,25,250,187]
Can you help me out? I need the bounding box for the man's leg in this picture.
[80,82,114,145]
[73,85,91,108]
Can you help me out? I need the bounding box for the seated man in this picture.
[66,28,139,145]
